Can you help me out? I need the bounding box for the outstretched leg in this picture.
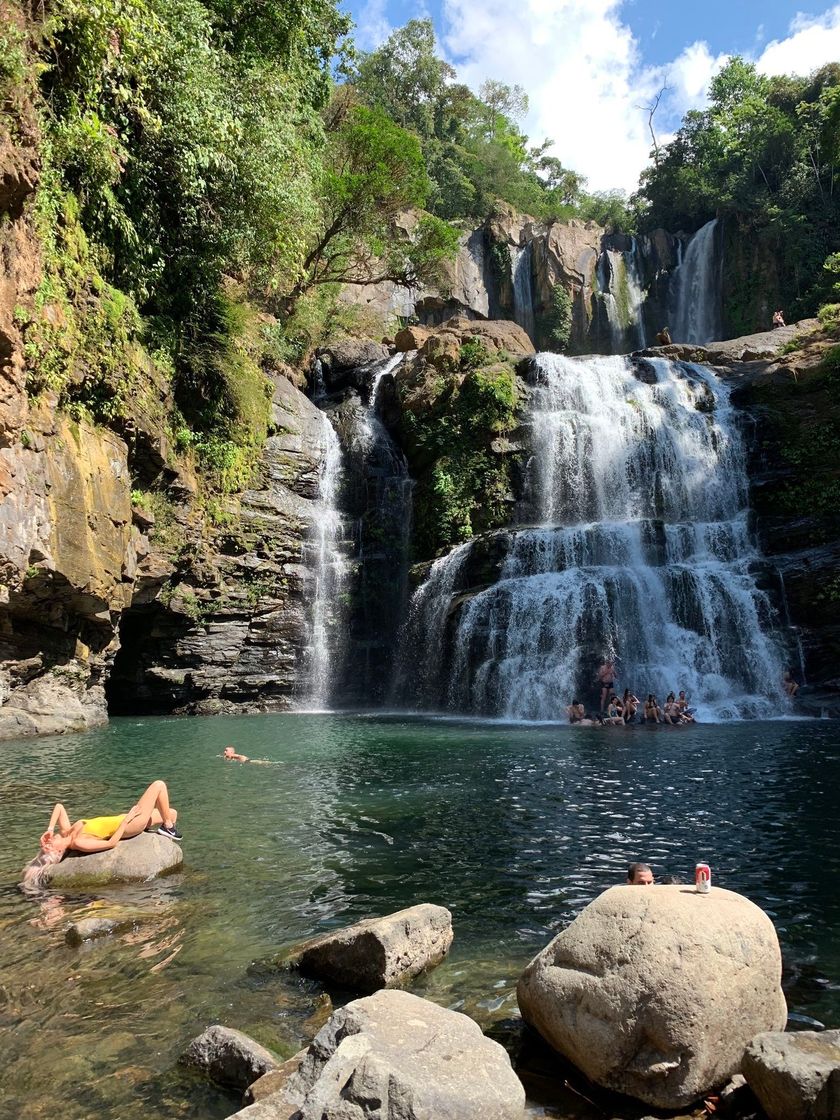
[121,780,178,838]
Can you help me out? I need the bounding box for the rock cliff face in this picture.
[105,375,331,717]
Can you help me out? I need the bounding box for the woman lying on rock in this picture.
[22,779,182,886]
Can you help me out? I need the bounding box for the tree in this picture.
[286,104,458,304]
[478,79,528,141]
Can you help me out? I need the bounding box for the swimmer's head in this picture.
[223,746,235,758]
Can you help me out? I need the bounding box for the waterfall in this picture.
[670,219,723,344]
[401,353,789,721]
[511,242,535,342]
[595,241,648,354]
[333,354,413,703]
[304,413,347,709]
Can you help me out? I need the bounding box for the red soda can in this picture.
[695,862,711,893]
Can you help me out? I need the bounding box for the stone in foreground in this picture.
[181,1025,279,1091]
[65,910,150,945]
[742,1029,840,1120]
[230,989,525,1120]
[517,885,787,1109]
[45,832,183,886]
[287,903,453,993]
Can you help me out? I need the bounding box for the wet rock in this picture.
[517,884,787,1109]
[742,1029,840,1120]
[238,989,525,1120]
[45,833,183,887]
[287,903,453,993]
[181,1024,279,1091]
[243,1051,306,1104]
[65,910,148,945]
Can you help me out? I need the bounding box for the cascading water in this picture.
[399,353,789,721]
[595,240,648,354]
[304,413,347,708]
[330,354,413,703]
[670,218,723,344]
[511,242,536,342]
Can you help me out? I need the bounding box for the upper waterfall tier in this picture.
[397,353,790,722]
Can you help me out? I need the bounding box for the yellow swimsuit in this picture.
[81,814,125,840]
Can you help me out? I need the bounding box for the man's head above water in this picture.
[627,862,654,885]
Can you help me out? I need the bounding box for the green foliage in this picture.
[637,57,840,322]
[400,362,520,556]
[459,339,491,369]
[288,104,458,303]
[349,19,626,228]
[540,285,573,351]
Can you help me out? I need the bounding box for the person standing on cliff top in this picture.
[656,326,672,345]
[772,309,785,328]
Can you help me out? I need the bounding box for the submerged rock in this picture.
[286,903,453,993]
[231,989,525,1120]
[45,832,183,887]
[181,1024,279,1091]
[517,884,787,1109]
[742,1029,840,1120]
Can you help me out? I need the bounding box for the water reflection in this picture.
[0,714,837,1119]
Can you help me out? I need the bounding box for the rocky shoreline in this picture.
[47,843,840,1119]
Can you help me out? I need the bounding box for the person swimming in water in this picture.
[22,780,182,887]
[222,746,273,764]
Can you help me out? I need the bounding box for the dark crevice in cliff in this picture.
[105,604,192,716]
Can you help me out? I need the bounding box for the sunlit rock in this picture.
[517,884,787,1109]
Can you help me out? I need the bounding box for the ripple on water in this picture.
[0,714,838,1119]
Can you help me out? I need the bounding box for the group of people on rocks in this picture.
[566,658,697,727]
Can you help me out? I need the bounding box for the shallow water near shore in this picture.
[1,713,839,1119]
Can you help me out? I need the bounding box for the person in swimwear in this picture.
[662,692,679,725]
[676,690,696,722]
[566,700,596,726]
[644,694,662,723]
[222,746,272,764]
[597,657,617,713]
[622,688,639,723]
[604,694,624,725]
[23,780,181,885]
[782,669,800,698]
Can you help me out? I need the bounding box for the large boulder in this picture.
[517,885,787,1109]
[287,903,453,993]
[742,1030,840,1120]
[181,1025,279,1091]
[45,832,183,887]
[230,989,525,1120]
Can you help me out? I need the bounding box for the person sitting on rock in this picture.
[622,688,639,723]
[644,694,662,723]
[627,862,654,885]
[676,690,696,722]
[782,669,800,698]
[772,309,786,329]
[566,700,595,726]
[656,326,672,346]
[22,780,182,886]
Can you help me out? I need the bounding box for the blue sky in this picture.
[342,1,840,191]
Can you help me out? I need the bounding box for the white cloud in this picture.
[436,1,840,194]
[354,0,392,51]
[757,7,840,76]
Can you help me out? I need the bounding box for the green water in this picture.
[1,713,839,1119]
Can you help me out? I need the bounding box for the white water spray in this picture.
[401,353,789,721]
[670,219,723,344]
